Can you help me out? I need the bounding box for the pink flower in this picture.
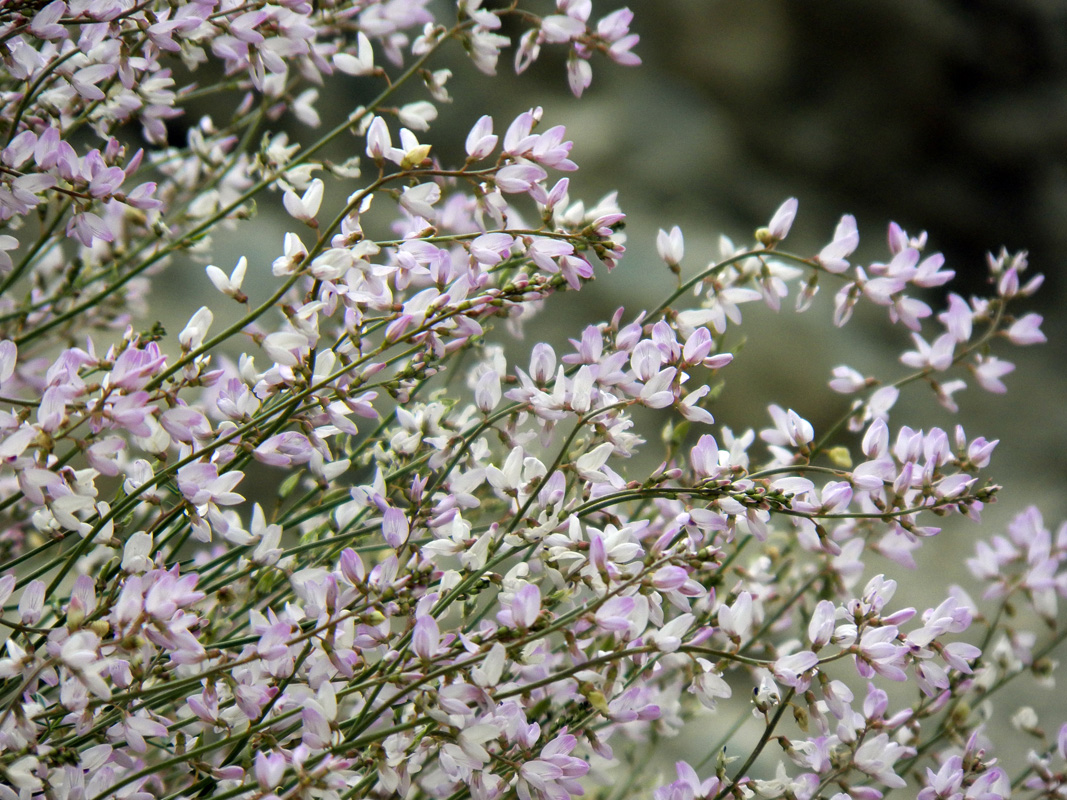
[254,751,286,790]
[541,14,585,44]
[599,9,640,66]
[855,626,907,681]
[567,52,593,97]
[654,761,721,800]
[808,600,837,648]
[530,125,576,170]
[497,583,541,630]
[829,365,868,393]
[30,1,67,39]
[503,108,541,156]
[973,355,1014,393]
[108,713,169,754]
[817,214,859,273]
[594,595,635,633]
[177,462,244,507]
[254,432,314,467]
[18,580,45,625]
[772,650,818,688]
[412,615,441,660]
[913,252,954,287]
[465,115,498,160]
[763,197,798,243]
[517,733,588,800]
[760,405,814,450]
[1006,312,1045,345]
[900,331,956,371]
[938,293,974,342]
[853,733,914,788]
[110,343,167,390]
[160,406,212,443]
[382,506,410,549]
[496,164,547,194]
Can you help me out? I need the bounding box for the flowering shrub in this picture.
[0,1,1063,799]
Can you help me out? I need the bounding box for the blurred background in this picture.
[425,0,1067,554]
[178,0,1067,777]
[441,0,1067,774]
[184,0,1067,519]
[541,0,1067,774]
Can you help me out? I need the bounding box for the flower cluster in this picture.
[0,2,1063,800]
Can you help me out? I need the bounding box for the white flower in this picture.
[647,613,694,652]
[205,256,247,300]
[399,182,440,220]
[0,234,18,273]
[293,88,320,127]
[282,178,324,223]
[5,755,42,791]
[398,101,437,132]
[333,32,375,75]
[272,231,308,276]
[755,197,798,246]
[122,531,154,573]
[396,128,432,169]
[691,660,732,710]
[656,225,684,266]
[262,331,310,366]
[179,306,213,350]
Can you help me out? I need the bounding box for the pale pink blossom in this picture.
[973,355,1015,393]
[1006,312,1045,345]
[656,226,684,267]
[764,197,798,242]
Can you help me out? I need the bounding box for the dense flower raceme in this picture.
[0,1,1065,799]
